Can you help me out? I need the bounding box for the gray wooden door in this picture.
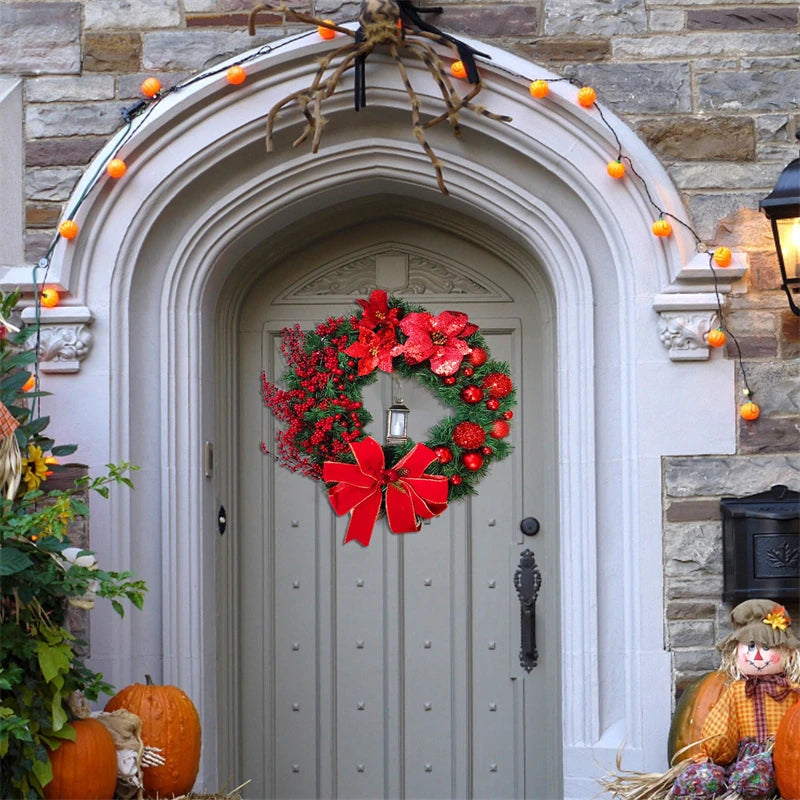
[232,221,560,799]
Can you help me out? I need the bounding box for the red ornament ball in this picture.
[453,421,486,449]
[434,446,453,465]
[468,347,488,367]
[461,452,484,471]
[450,474,463,485]
[485,397,500,411]
[460,385,484,404]
[482,372,513,398]
[503,410,514,420]
[481,446,493,456]
[443,375,457,386]
[462,366,474,377]
[490,419,510,439]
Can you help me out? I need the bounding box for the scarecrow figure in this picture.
[671,599,800,799]
[0,400,22,500]
[602,598,800,799]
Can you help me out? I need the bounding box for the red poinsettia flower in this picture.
[356,289,401,332]
[394,310,478,376]
[344,326,397,375]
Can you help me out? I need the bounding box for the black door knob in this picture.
[520,517,540,536]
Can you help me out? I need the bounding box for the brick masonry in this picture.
[2,0,799,709]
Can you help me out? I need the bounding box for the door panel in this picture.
[230,224,559,799]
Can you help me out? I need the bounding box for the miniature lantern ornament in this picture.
[385,401,410,446]
[759,133,800,316]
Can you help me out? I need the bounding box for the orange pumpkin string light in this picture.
[22,374,35,392]
[141,77,162,98]
[106,158,127,178]
[607,160,625,179]
[529,79,549,98]
[707,328,726,348]
[226,65,247,84]
[740,401,760,421]
[58,219,78,239]
[577,86,596,107]
[713,246,732,267]
[450,60,467,79]
[40,287,59,308]
[652,217,672,237]
[317,20,336,39]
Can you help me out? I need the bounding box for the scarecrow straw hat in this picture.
[719,598,799,650]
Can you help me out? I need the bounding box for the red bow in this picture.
[323,437,449,546]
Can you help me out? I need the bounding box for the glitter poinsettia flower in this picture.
[356,289,401,332]
[344,326,397,375]
[394,310,478,375]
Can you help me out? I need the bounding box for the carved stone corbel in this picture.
[21,306,93,373]
[653,252,747,361]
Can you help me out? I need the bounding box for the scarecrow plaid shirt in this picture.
[699,677,800,764]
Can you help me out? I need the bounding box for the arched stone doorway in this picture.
[33,31,740,797]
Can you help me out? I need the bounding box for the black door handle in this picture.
[514,548,541,672]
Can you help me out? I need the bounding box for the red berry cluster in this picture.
[261,319,369,479]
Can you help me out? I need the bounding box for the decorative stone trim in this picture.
[653,252,747,361]
[20,306,93,373]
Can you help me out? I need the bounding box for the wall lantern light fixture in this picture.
[759,133,800,316]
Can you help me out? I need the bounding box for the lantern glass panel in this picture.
[776,217,800,281]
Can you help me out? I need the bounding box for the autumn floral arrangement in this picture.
[0,289,146,799]
[261,290,516,545]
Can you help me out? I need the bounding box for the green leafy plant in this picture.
[0,290,146,799]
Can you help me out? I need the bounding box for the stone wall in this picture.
[2,0,799,699]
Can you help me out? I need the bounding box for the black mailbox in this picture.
[721,484,800,603]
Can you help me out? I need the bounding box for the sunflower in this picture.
[21,443,49,491]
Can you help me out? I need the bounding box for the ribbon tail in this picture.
[343,488,383,546]
[385,484,421,533]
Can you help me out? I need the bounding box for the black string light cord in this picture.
[26,27,756,417]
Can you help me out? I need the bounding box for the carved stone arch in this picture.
[17,30,745,797]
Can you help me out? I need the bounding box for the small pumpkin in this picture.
[317,20,336,39]
[106,158,127,178]
[740,401,760,421]
[226,65,247,84]
[713,247,732,268]
[41,287,60,308]
[607,160,625,179]
[141,77,161,98]
[652,217,672,237]
[105,675,201,798]
[775,700,800,800]
[529,79,549,98]
[667,670,729,763]
[59,219,79,240]
[707,328,726,348]
[45,718,118,800]
[577,86,596,107]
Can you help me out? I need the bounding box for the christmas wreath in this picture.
[261,290,516,545]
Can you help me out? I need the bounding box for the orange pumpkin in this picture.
[652,217,672,237]
[529,79,549,98]
[775,701,800,800]
[141,77,161,98]
[59,219,79,240]
[713,247,732,268]
[740,401,760,421]
[45,718,117,800]
[41,287,59,308]
[667,671,729,763]
[707,328,726,348]
[577,86,596,107]
[317,20,336,39]
[106,158,127,178]
[105,675,201,798]
[226,65,247,84]
[607,160,625,179]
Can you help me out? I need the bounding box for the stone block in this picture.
[722,308,776,340]
[25,167,84,202]
[186,0,218,9]
[26,137,108,168]
[314,0,359,17]
[780,312,800,360]
[665,499,721,522]
[84,0,181,30]
[687,7,798,30]
[0,3,81,76]
[545,0,646,36]
[666,574,724,599]
[739,362,800,415]
[25,231,54,262]
[83,33,143,73]
[563,63,691,114]
[746,250,783,292]
[741,56,800,71]
[427,6,539,37]
[697,69,800,112]
[648,9,685,31]
[725,335,778,358]
[666,600,719,619]
[25,76,115,103]
[686,192,766,242]
[712,206,774,250]
[672,648,720,672]
[26,204,62,228]
[739,416,800,454]
[634,116,755,162]
[664,455,800,497]
[668,620,716,648]
[667,162,781,191]
[222,0,309,8]
[143,30,286,71]
[26,102,124,138]
[756,114,791,142]
[664,521,723,577]
[613,31,799,60]
[187,13,260,27]
[515,37,610,63]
